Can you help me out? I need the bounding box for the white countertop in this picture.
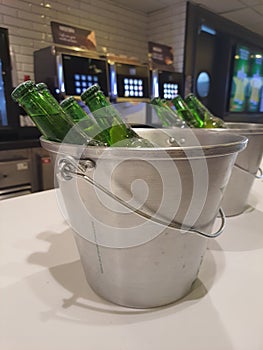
[1,177,263,350]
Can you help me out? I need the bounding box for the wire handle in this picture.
[255,167,263,179]
[58,157,226,239]
[235,163,263,179]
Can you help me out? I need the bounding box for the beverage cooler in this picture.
[34,45,110,100]
[108,59,150,125]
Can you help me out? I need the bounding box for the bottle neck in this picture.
[172,96,186,110]
[40,89,60,107]
[187,96,207,113]
[154,98,166,108]
[83,91,110,112]
[18,89,62,116]
[63,100,88,122]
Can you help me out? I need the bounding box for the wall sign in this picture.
[148,41,174,68]
[51,21,96,51]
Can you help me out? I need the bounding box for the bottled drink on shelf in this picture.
[81,84,153,147]
[60,96,109,146]
[150,97,187,128]
[171,95,202,128]
[11,80,93,145]
[185,94,225,128]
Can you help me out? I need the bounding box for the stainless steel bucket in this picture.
[219,123,263,216]
[41,128,247,308]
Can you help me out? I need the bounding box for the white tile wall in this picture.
[148,1,187,72]
[0,0,186,84]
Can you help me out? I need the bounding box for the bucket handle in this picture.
[234,164,263,179]
[255,167,263,179]
[58,157,226,239]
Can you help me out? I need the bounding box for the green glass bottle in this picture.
[36,83,102,145]
[185,94,225,128]
[11,81,91,144]
[171,95,202,128]
[60,96,109,146]
[36,82,60,108]
[81,84,153,147]
[150,97,186,128]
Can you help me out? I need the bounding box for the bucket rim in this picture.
[40,128,248,160]
[215,122,263,135]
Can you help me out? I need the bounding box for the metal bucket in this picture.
[41,128,247,308]
[219,123,263,216]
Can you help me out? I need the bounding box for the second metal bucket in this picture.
[41,128,247,308]
[219,122,263,216]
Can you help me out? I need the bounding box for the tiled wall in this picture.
[148,2,187,72]
[0,0,186,84]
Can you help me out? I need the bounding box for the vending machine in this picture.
[108,60,150,102]
[34,45,110,100]
[148,69,184,126]
[151,69,184,99]
[107,56,150,125]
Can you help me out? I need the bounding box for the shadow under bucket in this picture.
[218,123,263,216]
[41,128,247,308]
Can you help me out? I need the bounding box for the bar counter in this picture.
[0,172,263,350]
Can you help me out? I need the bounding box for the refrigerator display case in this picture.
[34,45,110,100]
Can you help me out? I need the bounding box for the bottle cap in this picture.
[60,96,76,109]
[11,80,35,101]
[36,82,48,91]
[171,95,182,101]
[185,93,195,100]
[81,83,100,101]
[150,97,161,106]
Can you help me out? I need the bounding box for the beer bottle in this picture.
[11,80,91,144]
[171,95,202,128]
[185,94,225,128]
[81,84,153,147]
[36,82,60,108]
[150,97,186,128]
[60,96,109,146]
[36,83,103,145]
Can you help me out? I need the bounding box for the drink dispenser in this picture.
[149,69,184,126]
[34,45,110,100]
[151,69,184,100]
[108,59,150,125]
